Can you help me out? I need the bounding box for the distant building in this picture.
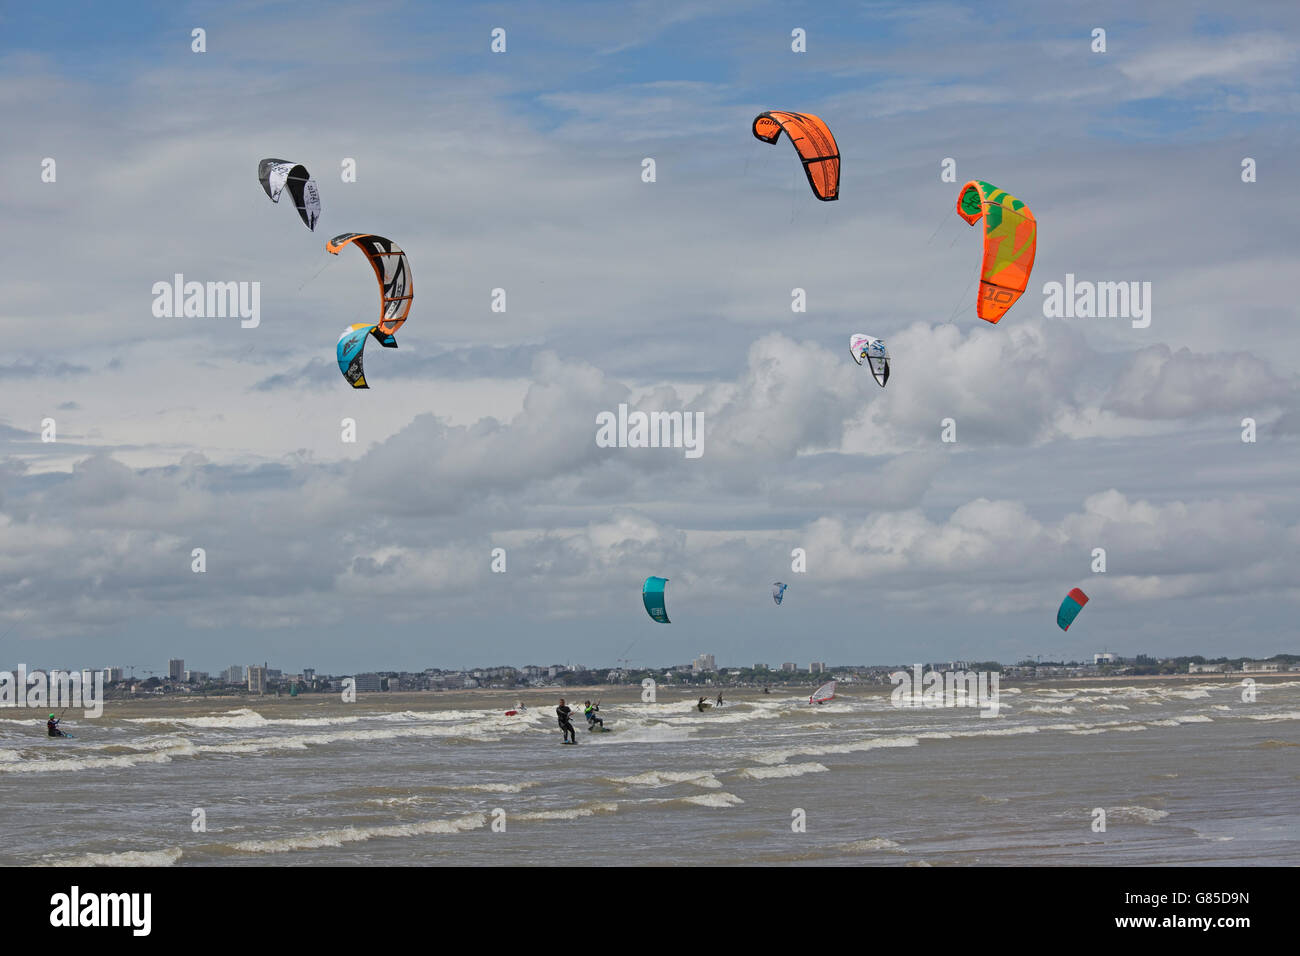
[1188,663,1226,674]
[168,659,185,681]
[1094,653,1117,665]
[754,663,768,671]
[184,670,208,683]
[692,654,716,674]
[303,668,315,682]
[353,673,383,693]
[1241,661,1280,673]
[105,667,124,683]
[781,662,797,672]
[223,665,245,684]
[267,669,283,681]
[810,662,825,674]
[247,666,267,694]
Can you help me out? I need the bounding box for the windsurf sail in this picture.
[810,680,837,704]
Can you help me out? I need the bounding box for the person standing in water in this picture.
[556,699,577,744]
[716,692,724,707]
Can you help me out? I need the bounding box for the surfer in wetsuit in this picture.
[583,700,603,730]
[716,692,724,707]
[697,696,708,712]
[557,699,577,743]
[46,714,66,738]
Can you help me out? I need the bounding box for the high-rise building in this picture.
[247,665,267,694]
[353,673,382,693]
[692,654,716,673]
[105,667,124,682]
[223,665,245,684]
[168,659,185,681]
[781,662,797,672]
[810,662,825,674]
[303,668,315,682]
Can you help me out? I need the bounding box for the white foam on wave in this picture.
[738,762,829,780]
[1160,688,1212,700]
[754,735,921,766]
[47,847,183,867]
[679,792,744,808]
[515,802,619,821]
[125,707,472,729]
[0,739,199,774]
[1245,710,1300,722]
[228,811,486,854]
[1109,805,1170,824]
[834,837,906,853]
[594,724,695,744]
[609,770,722,789]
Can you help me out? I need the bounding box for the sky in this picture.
[1,0,1298,674]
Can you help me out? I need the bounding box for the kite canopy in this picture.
[751,111,840,201]
[257,158,320,231]
[956,180,1037,324]
[772,582,788,606]
[642,576,670,624]
[811,680,837,704]
[326,233,413,339]
[335,323,396,390]
[1057,587,1089,631]
[850,334,890,387]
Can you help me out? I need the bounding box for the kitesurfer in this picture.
[556,699,577,744]
[715,692,724,707]
[583,700,603,730]
[697,696,708,712]
[47,714,66,738]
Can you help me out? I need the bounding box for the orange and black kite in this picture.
[751,111,840,201]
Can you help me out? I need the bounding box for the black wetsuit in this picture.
[556,705,577,743]
[47,719,65,738]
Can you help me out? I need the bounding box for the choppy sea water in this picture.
[2,679,1297,866]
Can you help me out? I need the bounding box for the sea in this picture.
[2,678,1297,866]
